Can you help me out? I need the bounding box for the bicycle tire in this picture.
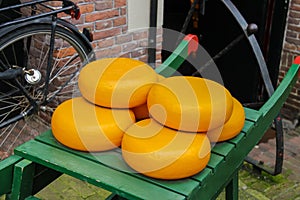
[0,23,94,159]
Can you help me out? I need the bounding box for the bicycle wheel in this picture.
[0,24,93,159]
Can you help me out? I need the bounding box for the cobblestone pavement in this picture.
[1,123,299,200]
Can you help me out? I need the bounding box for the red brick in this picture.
[287,24,300,32]
[290,4,300,12]
[283,43,297,51]
[113,16,126,26]
[289,10,300,19]
[85,9,120,22]
[133,31,148,40]
[122,42,138,52]
[57,12,69,19]
[95,46,122,58]
[93,28,122,40]
[131,49,147,58]
[292,0,300,4]
[116,34,133,44]
[95,1,113,11]
[97,38,115,48]
[95,20,113,30]
[46,1,61,7]
[76,24,94,32]
[115,0,126,8]
[79,3,94,14]
[288,17,300,25]
[286,30,298,38]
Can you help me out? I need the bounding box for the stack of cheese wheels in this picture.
[51,57,159,152]
[51,57,245,179]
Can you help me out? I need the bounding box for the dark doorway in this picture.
[162,0,289,105]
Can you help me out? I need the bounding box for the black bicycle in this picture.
[0,0,94,159]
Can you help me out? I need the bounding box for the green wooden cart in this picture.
[0,34,299,200]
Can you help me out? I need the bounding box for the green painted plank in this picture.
[244,107,262,122]
[241,120,255,136]
[225,171,238,200]
[35,131,202,198]
[156,34,198,78]
[212,142,235,158]
[227,132,246,146]
[206,154,224,172]
[14,140,186,200]
[155,40,189,77]
[0,155,22,195]
[192,168,212,184]
[11,159,35,200]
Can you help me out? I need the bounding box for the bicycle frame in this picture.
[0,0,93,128]
[0,0,80,29]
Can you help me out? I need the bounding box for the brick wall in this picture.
[280,0,300,116]
[64,0,162,65]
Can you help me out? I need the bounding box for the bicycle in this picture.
[0,0,95,159]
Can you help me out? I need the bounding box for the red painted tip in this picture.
[184,34,199,55]
[293,56,300,64]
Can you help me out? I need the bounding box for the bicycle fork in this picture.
[42,15,57,106]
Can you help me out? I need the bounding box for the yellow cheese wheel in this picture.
[122,119,211,180]
[78,58,158,108]
[147,76,233,132]
[207,98,245,142]
[51,97,135,151]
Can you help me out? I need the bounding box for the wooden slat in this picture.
[14,140,187,200]
[212,142,235,158]
[11,159,35,200]
[244,107,262,122]
[0,155,22,195]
